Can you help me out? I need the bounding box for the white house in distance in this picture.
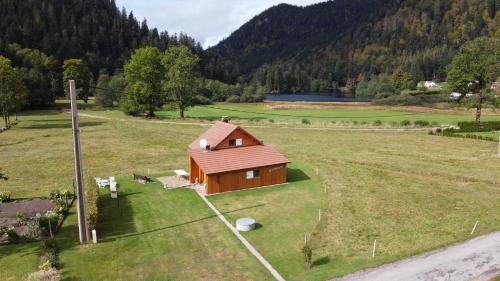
[417,81,442,89]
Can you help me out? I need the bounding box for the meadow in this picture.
[156,102,500,125]
[1,104,499,280]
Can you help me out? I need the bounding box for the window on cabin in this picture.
[229,138,243,147]
[246,170,260,179]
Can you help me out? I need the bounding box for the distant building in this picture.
[417,81,441,89]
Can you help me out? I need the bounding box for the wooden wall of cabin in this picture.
[205,164,287,194]
[214,128,261,150]
[189,156,199,183]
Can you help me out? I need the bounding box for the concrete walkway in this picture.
[195,191,286,281]
[332,232,500,281]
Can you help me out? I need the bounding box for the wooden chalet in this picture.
[188,121,289,194]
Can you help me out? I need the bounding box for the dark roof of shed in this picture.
[190,145,289,174]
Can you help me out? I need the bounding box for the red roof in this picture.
[189,121,238,150]
[190,145,289,174]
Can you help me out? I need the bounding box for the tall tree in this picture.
[108,71,126,106]
[122,47,164,116]
[162,45,200,118]
[446,37,499,123]
[95,70,113,107]
[63,59,92,103]
[0,56,28,129]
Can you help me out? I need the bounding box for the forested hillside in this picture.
[210,0,499,94]
[0,0,231,108]
[0,0,203,75]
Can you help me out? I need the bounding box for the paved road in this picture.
[333,232,500,281]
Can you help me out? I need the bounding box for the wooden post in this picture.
[497,135,500,158]
[70,80,89,243]
[471,220,479,235]
[372,239,377,258]
[48,219,53,238]
[318,209,321,221]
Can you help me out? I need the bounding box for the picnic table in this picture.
[174,170,188,178]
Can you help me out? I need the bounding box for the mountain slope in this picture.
[211,0,499,92]
[0,0,202,75]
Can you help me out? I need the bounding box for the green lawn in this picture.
[208,125,500,280]
[1,108,499,280]
[156,103,500,125]
[1,177,273,280]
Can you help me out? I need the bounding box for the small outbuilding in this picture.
[188,121,289,195]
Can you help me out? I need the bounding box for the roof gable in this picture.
[189,121,262,151]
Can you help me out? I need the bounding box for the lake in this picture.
[265,94,371,102]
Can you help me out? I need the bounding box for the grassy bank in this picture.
[156,103,500,125]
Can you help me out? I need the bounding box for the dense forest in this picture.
[0,0,229,107]
[0,0,498,112]
[210,0,500,95]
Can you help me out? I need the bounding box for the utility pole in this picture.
[70,80,89,243]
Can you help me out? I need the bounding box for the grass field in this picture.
[1,107,500,280]
[1,177,273,281]
[156,103,500,125]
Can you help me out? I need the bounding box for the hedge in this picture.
[456,121,500,132]
[85,177,100,231]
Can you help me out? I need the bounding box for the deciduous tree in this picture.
[447,37,499,123]
[162,45,200,118]
[122,47,164,116]
[0,56,28,129]
[63,59,92,103]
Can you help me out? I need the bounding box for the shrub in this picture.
[0,190,11,202]
[85,177,100,231]
[301,118,311,125]
[413,120,430,127]
[6,227,19,243]
[360,121,367,125]
[302,243,313,270]
[400,120,411,126]
[268,119,274,123]
[456,121,500,132]
[22,219,42,240]
[39,211,60,237]
[16,211,25,225]
[0,225,8,235]
[193,95,212,105]
[353,121,359,125]
[225,95,240,103]
[26,268,60,281]
[373,120,382,126]
[40,239,59,269]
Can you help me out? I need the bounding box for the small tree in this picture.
[62,59,92,103]
[162,45,200,118]
[109,71,126,106]
[122,47,165,116]
[0,56,28,129]
[447,37,499,124]
[95,70,113,107]
[302,241,313,270]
